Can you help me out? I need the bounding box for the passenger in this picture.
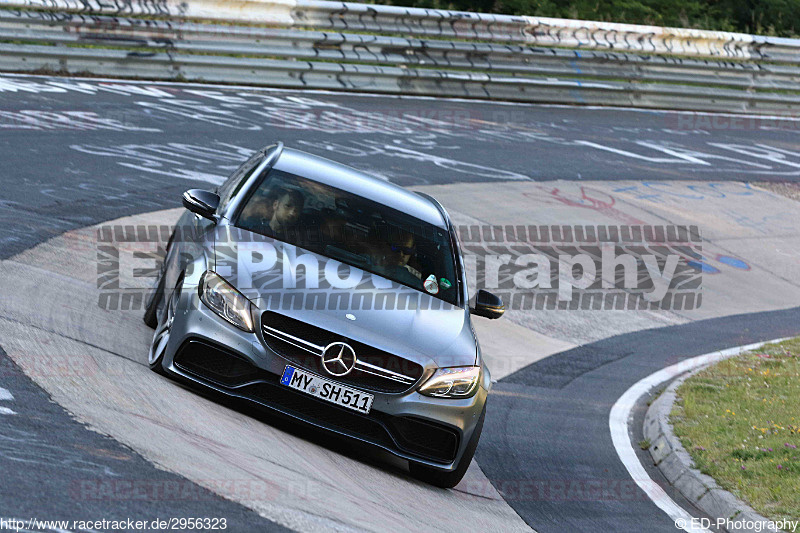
[238,188,280,229]
[269,188,305,237]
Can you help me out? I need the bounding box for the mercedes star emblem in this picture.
[321,342,357,376]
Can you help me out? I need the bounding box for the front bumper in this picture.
[161,288,488,470]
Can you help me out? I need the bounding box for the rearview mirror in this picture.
[470,289,505,319]
[182,189,220,221]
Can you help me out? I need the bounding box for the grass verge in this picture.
[671,337,800,521]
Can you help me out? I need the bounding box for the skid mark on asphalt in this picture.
[0,427,120,476]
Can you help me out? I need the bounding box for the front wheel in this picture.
[143,229,175,328]
[409,404,486,488]
[142,271,166,329]
[148,278,182,375]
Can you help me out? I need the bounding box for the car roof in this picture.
[272,147,447,229]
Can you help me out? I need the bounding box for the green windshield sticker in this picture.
[439,278,452,290]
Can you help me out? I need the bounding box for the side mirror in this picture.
[470,289,505,319]
[182,189,220,221]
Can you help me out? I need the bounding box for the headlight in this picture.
[199,271,255,332]
[418,366,480,398]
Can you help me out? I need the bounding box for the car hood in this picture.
[212,225,476,369]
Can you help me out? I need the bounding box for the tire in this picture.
[147,277,183,375]
[143,230,175,328]
[409,404,486,489]
[142,272,166,328]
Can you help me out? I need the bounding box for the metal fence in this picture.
[1,0,800,114]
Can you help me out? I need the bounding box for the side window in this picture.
[217,150,264,212]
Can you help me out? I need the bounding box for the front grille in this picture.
[260,311,424,393]
[263,312,331,346]
[172,339,458,464]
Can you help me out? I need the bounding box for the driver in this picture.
[382,231,422,286]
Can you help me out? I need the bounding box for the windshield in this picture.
[234,169,460,305]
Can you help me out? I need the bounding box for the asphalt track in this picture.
[488,307,800,532]
[1,73,800,532]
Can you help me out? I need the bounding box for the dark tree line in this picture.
[377,0,800,37]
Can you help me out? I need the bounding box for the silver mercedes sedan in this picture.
[144,142,505,488]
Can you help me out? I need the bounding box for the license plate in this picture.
[279,366,374,414]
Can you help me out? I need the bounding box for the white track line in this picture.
[6,72,800,121]
[609,338,790,533]
[0,386,16,414]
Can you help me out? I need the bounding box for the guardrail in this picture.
[1,0,800,114]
